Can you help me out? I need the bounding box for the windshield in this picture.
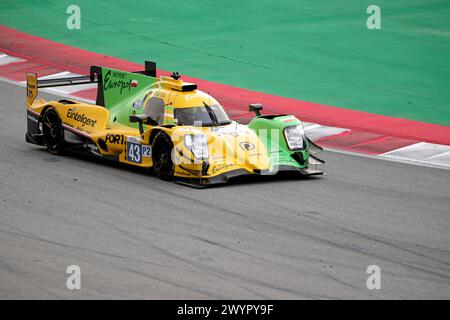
[174,104,231,126]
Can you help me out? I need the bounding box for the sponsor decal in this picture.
[249,152,262,157]
[239,141,255,151]
[67,108,97,127]
[105,134,124,144]
[27,83,36,99]
[26,73,37,104]
[127,136,140,143]
[211,123,249,137]
[27,114,38,123]
[104,70,138,95]
[273,158,297,165]
[82,140,99,152]
[211,163,235,174]
[133,98,143,110]
[185,94,196,101]
[177,167,193,177]
[179,165,200,176]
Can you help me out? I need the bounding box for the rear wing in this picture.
[26,61,157,107]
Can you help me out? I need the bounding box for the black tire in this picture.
[42,108,64,154]
[152,133,174,180]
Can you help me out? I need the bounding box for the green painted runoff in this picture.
[0,0,449,125]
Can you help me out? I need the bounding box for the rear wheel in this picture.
[152,133,174,180]
[42,108,64,154]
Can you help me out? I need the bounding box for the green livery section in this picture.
[248,115,310,170]
[95,67,158,126]
[1,0,449,125]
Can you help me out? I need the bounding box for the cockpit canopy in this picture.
[142,88,231,126]
[174,104,231,126]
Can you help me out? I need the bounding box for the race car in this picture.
[25,61,324,186]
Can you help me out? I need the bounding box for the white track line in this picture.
[303,122,349,141]
[38,71,72,79]
[381,142,450,167]
[327,147,450,171]
[0,52,24,66]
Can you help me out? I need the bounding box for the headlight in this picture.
[184,134,209,160]
[284,124,305,150]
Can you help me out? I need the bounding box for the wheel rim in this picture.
[155,143,173,177]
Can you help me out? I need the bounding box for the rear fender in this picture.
[26,103,61,146]
[58,103,109,135]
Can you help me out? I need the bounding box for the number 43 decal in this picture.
[126,137,151,164]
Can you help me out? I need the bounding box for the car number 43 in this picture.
[127,140,151,164]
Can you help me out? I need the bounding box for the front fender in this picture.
[247,115,309,168]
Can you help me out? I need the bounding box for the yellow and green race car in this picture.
[25,61,324,186]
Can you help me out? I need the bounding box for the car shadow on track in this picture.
[224,171,323,188]
[32,147,325,189]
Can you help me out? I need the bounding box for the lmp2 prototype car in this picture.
[25,61,324,186]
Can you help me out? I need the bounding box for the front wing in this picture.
[175,164,324,188]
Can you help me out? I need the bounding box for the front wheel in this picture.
[42,108,64,154]
[152,133,174,180]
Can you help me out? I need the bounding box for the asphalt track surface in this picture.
[0,81,449,299]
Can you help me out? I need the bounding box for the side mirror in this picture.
[130,114,158,134]
[130,114,149,123]
[249,103,263,116]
